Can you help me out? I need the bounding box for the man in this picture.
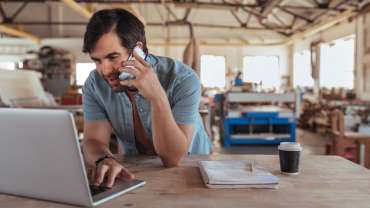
[234,71,243,86]
[81,9,211,189]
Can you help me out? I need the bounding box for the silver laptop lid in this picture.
[0,108,92,207]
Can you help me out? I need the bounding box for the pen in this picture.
[249,160,254,174]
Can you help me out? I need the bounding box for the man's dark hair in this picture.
[82,9,148,55]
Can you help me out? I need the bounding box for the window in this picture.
[0,62,16,70]
[200,55,226,88]
[320,35,355,89]
[294,50,314,87]
[76,63,95,86]
[242,56,280,90]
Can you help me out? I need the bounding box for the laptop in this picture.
[0,108,145,207]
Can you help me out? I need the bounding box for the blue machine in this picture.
[223,92,299,147]
[223,111,296,146]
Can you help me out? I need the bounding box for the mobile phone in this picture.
[119,46,146,81]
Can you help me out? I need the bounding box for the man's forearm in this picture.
[151,94,189,167]
[82,139,113,166]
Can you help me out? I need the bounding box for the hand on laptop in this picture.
[93,158,135,188]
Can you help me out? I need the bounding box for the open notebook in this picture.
[198,160,278,189]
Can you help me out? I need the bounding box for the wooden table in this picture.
[1,155,370,208]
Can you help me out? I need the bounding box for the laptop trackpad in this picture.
[91,179,145,202]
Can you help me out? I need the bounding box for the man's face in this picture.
[90,32,130,92]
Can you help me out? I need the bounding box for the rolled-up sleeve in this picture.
[82,76,107,121]
[171,73,201,125]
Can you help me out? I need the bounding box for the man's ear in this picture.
[136,42,143,49]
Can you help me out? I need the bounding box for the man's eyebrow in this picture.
[90,56,100,62]
[90,52,120,62]
[105,52,120,58]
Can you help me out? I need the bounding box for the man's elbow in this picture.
[160,155,183,168]
[163,160,179,168]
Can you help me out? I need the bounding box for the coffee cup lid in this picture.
[278,142,302,151]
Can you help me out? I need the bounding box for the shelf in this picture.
[231,133,291,140]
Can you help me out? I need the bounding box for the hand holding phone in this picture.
[118,46,165,102]
[119,46,146,81]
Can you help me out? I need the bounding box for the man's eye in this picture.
[109,56,118,60]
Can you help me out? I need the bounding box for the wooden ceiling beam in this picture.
[0,4,7,20]
[173,2,257,10]
[284,8,355,45]
[9,20,290,32]
[10,2,28,20]
[112,3,147,25]
[164,5,178,21]
[60,0,92,19]
[230,10,244,26]
[130,4,146,25]
[280,5,342,12]
[182,8,191,21]
[240,6,288,36]
[278,6,313,23]
[261,0,282,16]
[271,12,288,27]
[0,24,40,43]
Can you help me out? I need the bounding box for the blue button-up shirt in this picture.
[82,54,212,155]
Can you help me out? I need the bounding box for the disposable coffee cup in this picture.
[278,142,302,175]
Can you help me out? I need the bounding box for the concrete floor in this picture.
[212,127,329,156]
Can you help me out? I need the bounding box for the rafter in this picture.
[290,17,297,30]
[291,0,353,35]
[257,17,288,36]
[261,0,282,17]
[271,12,288,27]
[240,6,288,36]
[10,2,28,21]
[0,3,7,21]
[173,1,257,10]
[280,5,341,12]
[112,3,147,25]
[150,21,284,31]
[155,5,166,24]
[1,0,358,44]
[164,5,178,21]
[182,8,191,21]
[0,24,40,43]
[10,20,290,32]
[284,8,355,45]
[130,4,146,25]
[278,6,313,23]
[230,10,244,26]
[60,0,92,19]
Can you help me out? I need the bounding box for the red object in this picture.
[61,93,82,105]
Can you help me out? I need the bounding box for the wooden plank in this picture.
[112,3,147,25]
[1,155,370,207]
[261,0,282,17]
[61,0,92,19]
[285,8,356,45]
[0,24,40,44]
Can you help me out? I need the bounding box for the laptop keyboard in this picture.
[89,185,110,196]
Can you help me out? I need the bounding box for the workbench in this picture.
[223,92,300,146]
[1,155,370,208]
